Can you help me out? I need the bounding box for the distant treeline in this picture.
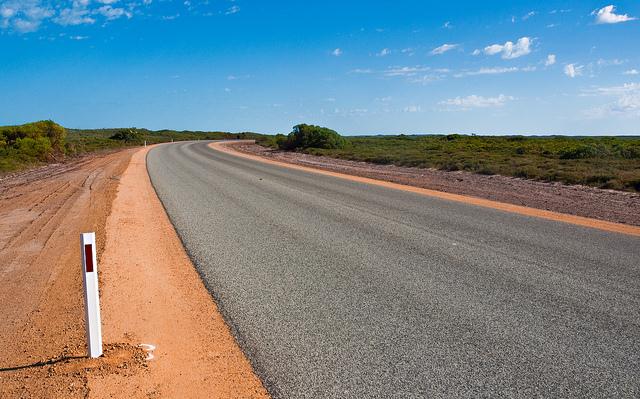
[258,127,640,192]
[0,120,263,173]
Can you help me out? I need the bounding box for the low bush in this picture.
[559,145,597,159]
[110,128,142,143]
[279,124,346,150]
[0,120,66,171]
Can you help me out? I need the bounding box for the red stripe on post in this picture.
[84,244,94,273]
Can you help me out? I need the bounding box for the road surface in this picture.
[147,141,640,398]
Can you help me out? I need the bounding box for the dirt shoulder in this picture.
[0,149,143,397]
[0,146,268,398]
[89,146,267,397]
[232,142,640,228]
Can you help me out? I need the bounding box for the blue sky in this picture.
[1,1,639,135]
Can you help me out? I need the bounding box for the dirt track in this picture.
[0,150,143,397]
[0,146,268,398]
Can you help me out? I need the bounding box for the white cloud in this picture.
[564,63,583,78]
[624,69,639,75]
[384,66,430,77]
[349,68,373,74]
[376,48,390,57]
[471,49,481,56]
[400,47,415,56]
[1,0,54,32]
[583,83,640,118]
[1,0,152,32]
[545,54,556,66]
[403,105,421,113]
[440,94,514,109]
[485,39,531,59]
[430,43,458,55]
[597,58,624,66]
[522,11,536,21]
[13,18,39,32]
[0,7,16,19]
[483,37,532,59]
[484,44,503,56]
[97,6,132,21]
[593,5,636,24]
[409,74,445,85]
[54,8,94,26]
[331,48,343,56]
[583,82,640,97]
[454,66,529,78]
[225,5,240,15]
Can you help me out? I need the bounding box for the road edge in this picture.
[90,144,270,398]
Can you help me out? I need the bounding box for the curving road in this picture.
[147,141,640,398]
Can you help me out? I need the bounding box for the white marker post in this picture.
[80,232,103,358]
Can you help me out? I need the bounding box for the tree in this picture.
[280,124,346,150]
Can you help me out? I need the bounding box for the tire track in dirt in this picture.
[0,149,145,398]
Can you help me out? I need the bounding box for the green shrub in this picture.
[559,145,597,159]
[15,137,52,160]
[0,120,65,153]
[619,146,640,159]
[0,120,66,171]
[110,128,142,143]
[280,124,346,150]
[38,120,66,153]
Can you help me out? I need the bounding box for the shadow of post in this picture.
[0,355,85,372]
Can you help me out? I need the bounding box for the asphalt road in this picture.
[147,141,640,398]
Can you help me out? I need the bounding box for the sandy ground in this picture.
[0,150,145,397]
[0,146,268,398]
[233,143,640,228]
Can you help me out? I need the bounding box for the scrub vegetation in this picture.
[1,121,262,173]
[274,124,346,150]
[258,129,640,192]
